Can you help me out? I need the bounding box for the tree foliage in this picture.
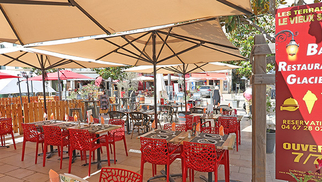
[94,66,131,81]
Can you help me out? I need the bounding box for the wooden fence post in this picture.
[252,34,270,181]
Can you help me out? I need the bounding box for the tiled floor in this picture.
[0,112,284,182]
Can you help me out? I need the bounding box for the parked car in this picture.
[198,85,212,98]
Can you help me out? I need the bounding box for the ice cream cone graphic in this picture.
[303,90,317,114]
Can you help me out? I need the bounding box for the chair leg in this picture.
[113,142,116,164]
[88,150,92,176]
[166,165,170,182]
[123,137,128,156]
[21,140,26,161]
[214,165,218,182]
[35,142,39,164]
[224,151,230,182]
[68,149,73,174]
[106,144,110,167]
[43,143,47,167]
[110,144,113,154]
[60,145,64,169]
[236,132,239,152]
[11,132,16,150]
[131,127,134,139]
[140,161,144,180]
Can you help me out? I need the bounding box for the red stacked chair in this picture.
[218,116,239,151]
[140,137,182,182]
[163,123,186,131]
[182,141,229,182]
[0,118,16,149]
[42,125,69,169]
[185,115,195,131]
[21,123,45,164]
[99,167,142,182]
[68,129,110,176]
[100,118,128,164]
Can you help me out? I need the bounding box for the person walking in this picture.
[213,86,221,105]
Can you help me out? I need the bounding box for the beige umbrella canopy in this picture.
[0,0,251,45]
[34,19,245,126]
[34,19,245,65]
[0,47,118,111]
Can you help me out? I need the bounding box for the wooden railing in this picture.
[0,96,59,105]
[0,99,84,134]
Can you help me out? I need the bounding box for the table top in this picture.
[28,120,121,134]
[138,129,236,150]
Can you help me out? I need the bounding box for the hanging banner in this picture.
[276,3,322,181]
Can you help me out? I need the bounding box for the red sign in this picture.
[276,3,322,181]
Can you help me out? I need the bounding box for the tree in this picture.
[94,66,131,81]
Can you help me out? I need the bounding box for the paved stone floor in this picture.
[0,110,284,182]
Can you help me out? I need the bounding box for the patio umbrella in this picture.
[0,0,251,45]
[33,19,245,127]
[133,76,154,81]
[0,47,119,112]
[0,71,20,79]
[28,70,94,81]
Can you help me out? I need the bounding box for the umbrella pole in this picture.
[17,77,23,106]
[183,64,187,114]
[57,69,62,101]
[152,31,158,129]
[41,56,47,113]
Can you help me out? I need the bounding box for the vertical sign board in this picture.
[276,3,322,181]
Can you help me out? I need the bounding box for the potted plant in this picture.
[266,94,276,154]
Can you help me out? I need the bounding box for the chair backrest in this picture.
[185,115,194,131]
[42,125,64,146]
[68,129,92,151]
[107,111,126,120]
[0,118,12,135]
[140,137,169,165]
[22,123,42,142]
[68,116,74,121]
[190,107,204,114]
[183,141,220,172]
[163,123,186,131]
[99,167,141,182]
[218,116,238,134]
[109,119,125,126]
[129,112,148,122]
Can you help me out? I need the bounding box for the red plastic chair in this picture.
[185,115,195,131]
[0,118,16,149]
[21,123,44,164]
[99,167,142,182]
[68,128,110,176]
[68,116,74,121]
[140,137,182,182]
[218,116,239,151]
[100,119,128,164]
[163,123,186,131]
[42,125,69,169]
[182,141,229,182]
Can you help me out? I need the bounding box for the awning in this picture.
[191,73,227,80]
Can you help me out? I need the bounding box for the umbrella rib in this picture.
[202,44,246,60]
[121,35,152,62]
[96,32,150,60]
[101,38,151,63]
[115,51,153,64]
[45,58,67,69]
[157,43,202,64]
[187,63,209,74]
[156,31,184,64]
[2,51,28,66]
[156,28,172,60]
[162,66,182,74]
[217,0,252,15]
[138,33,153,64]
[2,53,39,69]
[157,30,238,50]
[0,0,71,6]
[0,5,24,45]
[69,0,111,35]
